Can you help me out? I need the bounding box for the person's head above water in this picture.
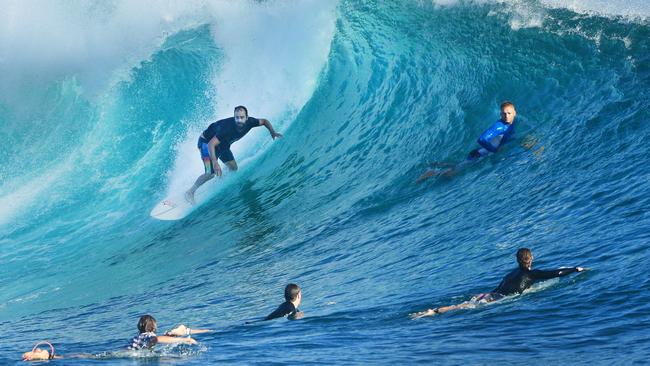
[234,105,248,127]
[284,283,302,305]
[500,101,517,124]
[138,315,158,334]
[516,248,533,270]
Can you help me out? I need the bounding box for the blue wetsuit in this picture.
[468,119,515,160]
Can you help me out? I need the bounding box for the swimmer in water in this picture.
[22,315,211,361]
[264,283,305,321]
[410,248,586,319]
[417,101,542,183]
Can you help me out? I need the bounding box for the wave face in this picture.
[1,1,649,364]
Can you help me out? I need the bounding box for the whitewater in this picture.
[1,0,649,364]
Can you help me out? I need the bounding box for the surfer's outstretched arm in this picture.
[155,335,197,345]
[410,302,474,319]
[165,324,213,336]
[260,119,282,139]
[530,266,585,280]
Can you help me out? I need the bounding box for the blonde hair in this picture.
[501,101,516,110]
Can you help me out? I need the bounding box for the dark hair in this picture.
[500,101,515,110]
[137,315,157,333]
[516,248,533,269]
[284,283,301,302]
[234,105,248,117]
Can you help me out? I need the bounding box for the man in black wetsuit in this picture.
[411,248,585,319]
[185,105,282,204]
[265,283,304,321]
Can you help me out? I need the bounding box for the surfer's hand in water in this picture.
[576,267,587,272]
[182,338,197,345]
[271,132,283,140]
[288,311,304,320]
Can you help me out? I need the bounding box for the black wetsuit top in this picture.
[264,301,299,321]
[201,117,261,147]
[493,266,579,296]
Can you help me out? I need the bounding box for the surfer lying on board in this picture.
[185,105,282,204]
[22,315,211,361]
[410,248,586,319]
[265,283,304,321]
[416,101,543,183]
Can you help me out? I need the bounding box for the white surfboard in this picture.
[150,183,213,221]
[150,195,193,221]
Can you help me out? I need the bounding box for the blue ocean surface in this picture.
[1,0,649,364]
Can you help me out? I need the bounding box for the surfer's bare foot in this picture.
[184,190,196,205]
[441,168,456,177]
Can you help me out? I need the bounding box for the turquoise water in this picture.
[1,1,649,364]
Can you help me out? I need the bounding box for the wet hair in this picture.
[500,101,516,110]
[137,315,157,333]
[516,248,533,269]
[234,105,248,117]
[284,283,301,302]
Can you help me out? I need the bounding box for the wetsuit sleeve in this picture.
[477,121,509,152]
[530,267,578,280]
[213,125,228,141]
[202,124,215,141]
[264,302,295,321]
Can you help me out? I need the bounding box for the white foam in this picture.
[0,0,212,101]
[540,0,650,20]
[429,0,650,23]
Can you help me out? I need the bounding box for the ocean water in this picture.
[1,0,649,364]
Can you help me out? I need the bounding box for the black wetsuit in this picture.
[494,266,579,296]
[201,116,261,146]
[264,301,299,321]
